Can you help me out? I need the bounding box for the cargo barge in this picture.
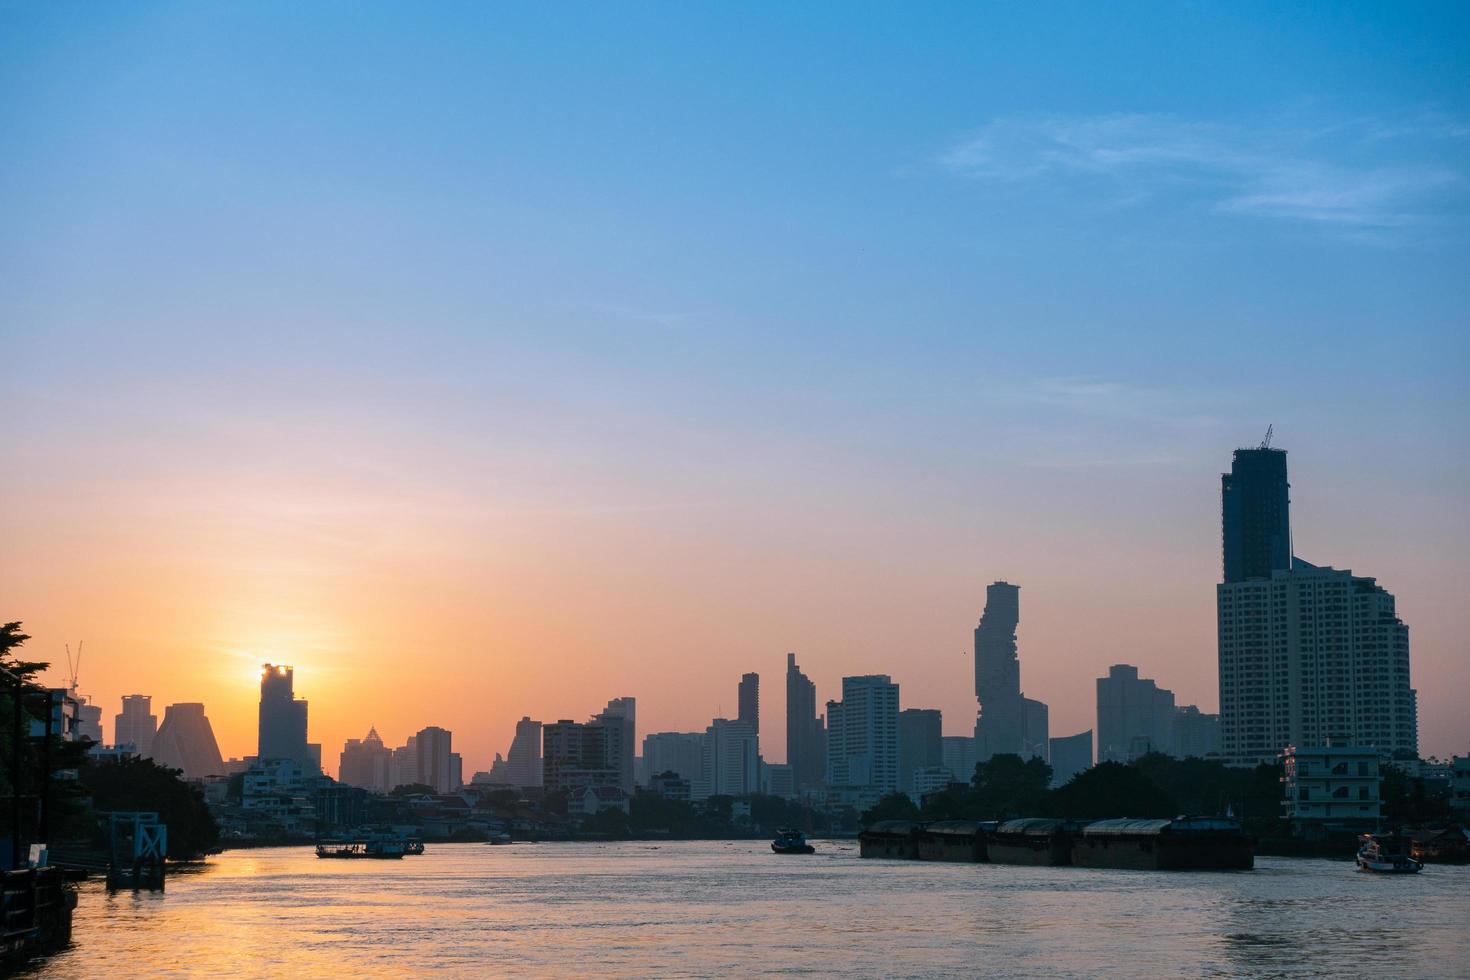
[857,820,924,859]
[915,821,994,863]
[986,818,1079,866]
[1070,817,1254,870]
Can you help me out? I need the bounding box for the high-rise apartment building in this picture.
[506,717,543,788]
[544,700,636,793]
[596,697,637,794]
[258,664,314,771]
[898,708,942,796]
[1221,446,1292,583]
[642,731,705,788]
[114,694,157,756]
[1096,665,1176,763]
[697,718,759,799]
[785,653,825,791]
[339,726,392,792]
[1216,443,1416,765]
[1171,705,1221,759]
[738,673,759,738]
[151,703,226,779]
[826,675,900,800]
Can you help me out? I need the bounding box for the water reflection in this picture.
[34,844,1470,978]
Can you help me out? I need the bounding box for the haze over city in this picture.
[4,3,1468,777]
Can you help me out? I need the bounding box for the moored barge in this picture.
[858,820,924,859]
[987,818,1079,866]
[1070,817,1254,870]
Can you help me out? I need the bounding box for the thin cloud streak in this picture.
[939,111,1466,233]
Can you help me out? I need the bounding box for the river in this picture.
[35,841,1470,977]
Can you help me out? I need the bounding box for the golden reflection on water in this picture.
[36,843,1470,978]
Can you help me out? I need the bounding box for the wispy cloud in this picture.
[939,111,1466,235]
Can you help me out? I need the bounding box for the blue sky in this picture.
[2,3,1467,761]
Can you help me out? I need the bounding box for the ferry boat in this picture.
[315,839,407,860]
[1356,833,1422,874]
[771,829,815,855]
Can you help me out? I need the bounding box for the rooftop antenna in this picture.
[64,640,83,693]
[1259,424,1274,450]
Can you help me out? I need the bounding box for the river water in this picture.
[35,841,1470,978]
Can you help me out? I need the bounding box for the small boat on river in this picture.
[1356,833,1422,874]
[316,839,407,860]
[771,829,815,855]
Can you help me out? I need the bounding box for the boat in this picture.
[1356,833,1422,873]
[858,820,923,859]
[771,829,815,855]
[987,818,1079,866]
[315,839,407,860]
[1070,817,1254,871]
[404,839,426,855]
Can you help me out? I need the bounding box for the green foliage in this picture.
[582,806,630,838]
[1382,767,1452,826]
[971,754,1052,819]
[389,783,437,797]
[80,757,220,860]
[1044,762,1178,819]
[860,792,920,825]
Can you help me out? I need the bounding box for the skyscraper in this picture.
[414,726,456,793]
[898,708,942,796]
[1048,730,1093,788]
[973,581,1048,761]
[697,718,759,799]
[785,653,824,791]
[544,699,636,794]
[258,664,313,771]
[596,697,637,794]
[151,703,225,779]
[642,731,705,788]
[338,727,392,792]
[506,716,543,788]
[826,675,900,801]
[1096,665,1176,763]
[1221,445,1291,583]
[1216,442,1416,765]
[114,694,157,756]
[738,672,759,738]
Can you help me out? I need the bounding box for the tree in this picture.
[971,754,1052,818]
[860,792,920,826]
[1382,767,1451,827]
[1045,762,1177,819]
[389,783,436,797]
[79,757,220,860]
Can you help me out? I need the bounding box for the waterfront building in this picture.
[1221,445,1292,584]
[1451,755,1470,818]
[1281,744,1381,832]
[114,694,157,756]
[738,672,759,738]
[973,582,1049,762]
[697,718,759,799]
[241,757,321,837]
[1096,665,1176,763]
[258,664,316,772]
[506,716,543,788]
[898,708,942,798]
[826,675,900,802]
[1048,730,1093,787]
[151,702,226,779]
[650,770,691,801]
[571,785,631,816]
[941,735,977,784]
[785,653,825,792]
[1171,705,1221,759]
[642,731,705,788]
[338,726,392,792]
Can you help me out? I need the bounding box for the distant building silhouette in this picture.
[114,694,157,756]
[151,703,225,779]
[697,718,759,799]
[738,672,759,738]
[941,735,978,784]
[785,653,824,792]
[973,582,1048,762]
[544,701,636,794]
[1048,730,1092,787]
[1221,446,1292,583]
[826,674,899,805]
[506,716,543,788]
[1096,665,1175,763]
[1171,706,1221,759]
[258,664,316,772]
[898,708,942,798]
[597,697,637,795]
[642,731,705,789]
[414,726,456,793]
[338,726,392,792]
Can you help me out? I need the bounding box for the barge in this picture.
[916,821,994,863]
[857,820,924,859]
[987,818,1078,866]
[1070,817,1254,871]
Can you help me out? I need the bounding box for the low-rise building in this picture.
[1451,755,1470,819]
[570,786,630,817]
[1281,744,1381,833]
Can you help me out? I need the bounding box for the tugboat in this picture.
[771,829,815,855]
[1356,833,1422,874]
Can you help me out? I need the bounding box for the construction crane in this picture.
[65,641,83,693]
[1259,424,1274,450]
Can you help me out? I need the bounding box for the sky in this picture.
[2,3,1467,773]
